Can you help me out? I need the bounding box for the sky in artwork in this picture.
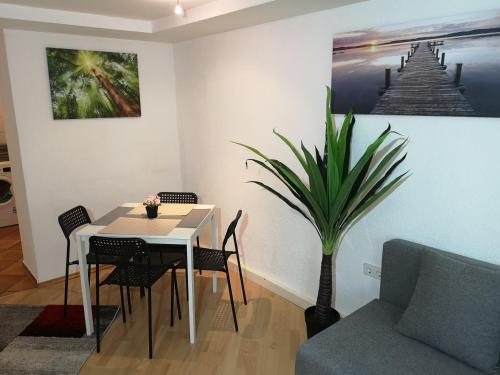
[333,9,500,50]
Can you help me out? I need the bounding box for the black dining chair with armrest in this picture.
[90,236,182,359]
[58,205,132,318]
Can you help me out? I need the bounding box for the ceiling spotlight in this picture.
[174,0,184,15]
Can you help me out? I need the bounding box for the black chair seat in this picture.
[86,253,124,265]
[149,251,184,267]
[149,243,187,255]
[102,264,168,288]
[178,247,229,272]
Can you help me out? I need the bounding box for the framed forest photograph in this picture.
[46,48,141,120]
[330,9,500,117]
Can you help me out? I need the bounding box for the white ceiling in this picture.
[0,0,365,42]
[0,0,213,20]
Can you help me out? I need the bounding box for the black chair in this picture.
[177,210,246,331]
[157,192,198,204]
[155,191,201,285]
[58,205,132,319]
[90,236,182,359]
[157,191,200,247]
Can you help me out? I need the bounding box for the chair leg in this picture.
[64,259,70,319]
[88,264,92,286]
[170,270,174,327]
[235,253,247,305]
[147,287,153,359]
[96,266,101,353]
[174,269,181,320]
[225,270,238,332]
[185,267,189,301]
[127,286,132,314]
[197,237,202,275]
[119,285,126,323]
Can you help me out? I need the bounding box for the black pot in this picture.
[305,305,340,338]
[145,205,158,219]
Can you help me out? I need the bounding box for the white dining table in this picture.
[74,202,217,344]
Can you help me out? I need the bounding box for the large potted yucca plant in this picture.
[235,87,408,337]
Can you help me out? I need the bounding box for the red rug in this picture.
[20,305,116,338]
[0,304,118,373]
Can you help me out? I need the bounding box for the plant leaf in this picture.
[361,138,408,191]
[326,87,340,208]
[353,153,408,212]
[315,146,327,185]
[302,142,328,214]
[246,158,303,202]
[341,172,409,231]
[336,109,354,182]
[273,129,308,172]
[248,180,321,237]
[329,125,392,223]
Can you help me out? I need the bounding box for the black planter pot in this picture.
[145,205,158,219]
[305,305,340,338]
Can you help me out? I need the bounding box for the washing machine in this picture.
[0,160,18,227]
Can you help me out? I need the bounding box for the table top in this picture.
[76,203,215,243]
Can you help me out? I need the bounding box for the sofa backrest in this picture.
[380,239,500,309]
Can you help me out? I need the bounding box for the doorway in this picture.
[0,103,36,297]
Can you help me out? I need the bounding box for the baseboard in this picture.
[227,259,347,317]
[37,265,114,287]
[21,261,38,286]
[227,259,314,310]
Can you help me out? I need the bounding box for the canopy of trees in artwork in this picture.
[47,48,141,119]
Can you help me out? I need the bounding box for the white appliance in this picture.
[0,160,18,227]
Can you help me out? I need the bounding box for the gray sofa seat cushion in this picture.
[296,299,485,375]
[395,249,500,374]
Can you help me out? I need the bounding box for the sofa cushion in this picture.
[380,239,424,309]
[396,249,500,373]
[296,299,484,375]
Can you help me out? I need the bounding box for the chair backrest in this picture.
[157,192,198,204]
[58,205,91,240]
[222,210,243,251]
[89,236,149,263]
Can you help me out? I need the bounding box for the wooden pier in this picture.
[371,43,475,116]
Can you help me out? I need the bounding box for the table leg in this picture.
[211,211,217,293]
[186,237,196,344]
[77,235,94,336]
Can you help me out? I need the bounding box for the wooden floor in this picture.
[0,265,306,374]
[0,225,37,297]
[371,42,475,116]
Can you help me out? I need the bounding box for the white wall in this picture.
[0,105,6,144]
[2,30,182,282]
[174,0,500,315]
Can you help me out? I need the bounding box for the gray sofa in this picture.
[296,239,500,375]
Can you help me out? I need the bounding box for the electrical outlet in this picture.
[363,263,381,280]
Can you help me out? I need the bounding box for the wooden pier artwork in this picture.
[371,42,475,116]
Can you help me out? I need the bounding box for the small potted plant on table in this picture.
[143,194,161,219]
